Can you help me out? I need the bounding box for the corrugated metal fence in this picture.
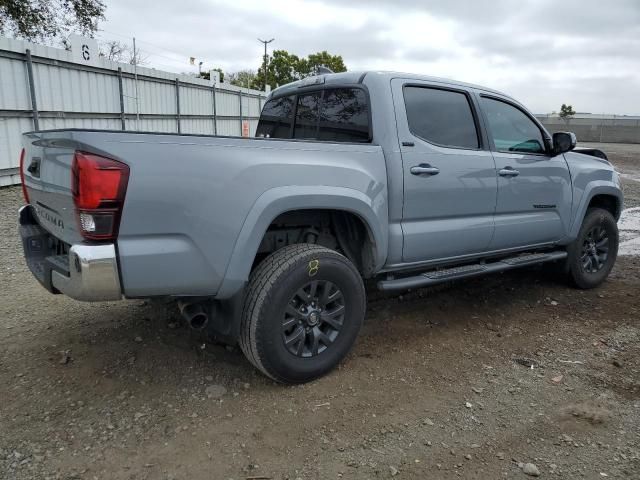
[0,37,267,186]
[536,114,640,144]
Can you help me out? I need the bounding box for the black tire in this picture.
[566,208,619,289]
[239,243,366,384]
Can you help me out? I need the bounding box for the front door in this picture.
[478,95,572,250]
[392,79,498,263]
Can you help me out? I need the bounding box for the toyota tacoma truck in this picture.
[18,71,623,383]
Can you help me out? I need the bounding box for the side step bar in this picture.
[377,251,568,291]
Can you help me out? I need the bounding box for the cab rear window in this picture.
[256,88,370,143]
[255,96,294,139]
[294,93,321,139]
[319,89,369,142]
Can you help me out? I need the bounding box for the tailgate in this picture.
[21,131,83,245]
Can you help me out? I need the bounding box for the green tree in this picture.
[0,0,105,41]
[228,69,260,89]
[196,68,225,82]
[299,51,347,77]
[257,50,302,89]
[254,49,347,90]
[559,104,576,121]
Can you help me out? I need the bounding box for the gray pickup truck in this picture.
[19,71,623,383]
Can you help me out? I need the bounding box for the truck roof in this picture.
[270,70,510,100]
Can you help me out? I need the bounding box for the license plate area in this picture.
[19,206,71,293]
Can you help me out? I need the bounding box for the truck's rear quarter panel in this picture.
[22,131,387,298]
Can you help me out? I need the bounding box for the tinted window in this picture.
[256,96,294,138]
[404,86,479,149]
[318,89,370,142]
[481,97,545,154]
[294,93,321,139]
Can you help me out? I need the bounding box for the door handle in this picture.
[410,164,440,176]
[499,167,520,177]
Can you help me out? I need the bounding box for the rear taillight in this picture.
[19,148,30,203]
[72,151,129,241]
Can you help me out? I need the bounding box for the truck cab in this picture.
[256,71,619,271]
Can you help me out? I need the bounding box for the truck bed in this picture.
[21,129,388,298]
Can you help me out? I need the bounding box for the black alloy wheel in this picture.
[282,280,345,357]
[580,224,610,273]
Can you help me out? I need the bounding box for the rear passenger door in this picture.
[478,95,572,250]
[392,79,498,263]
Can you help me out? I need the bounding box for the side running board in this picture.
[377,251,568,291]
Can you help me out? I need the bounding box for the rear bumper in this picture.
[19,206,122,301]
[52,244,122,301]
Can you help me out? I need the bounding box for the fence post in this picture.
[239,90,243,136]
[175,78,181,134]
[117,67,126,130]
[25,49,40,131]
[212,84,217,136]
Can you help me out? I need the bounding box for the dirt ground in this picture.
[1,143,639,480]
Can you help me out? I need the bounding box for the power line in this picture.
[97,32,190,64]
[97,28,223,71]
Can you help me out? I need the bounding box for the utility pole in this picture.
[257,38,274,91]
[133,37,140,129]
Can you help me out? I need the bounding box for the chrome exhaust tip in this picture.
[178,300,209,331]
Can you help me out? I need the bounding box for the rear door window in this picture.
[318,89,370,142]
[256,96,294,138]
[294,93,321,139]
[404,86,479,149]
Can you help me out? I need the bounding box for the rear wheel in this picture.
[239,243,365,384]
[566,208,619,289]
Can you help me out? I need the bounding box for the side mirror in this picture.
[552,132,576,155]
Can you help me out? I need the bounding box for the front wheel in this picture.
[239,244,366,384]
[566,208,619,289]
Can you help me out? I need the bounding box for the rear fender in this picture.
[215,185,388,299]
